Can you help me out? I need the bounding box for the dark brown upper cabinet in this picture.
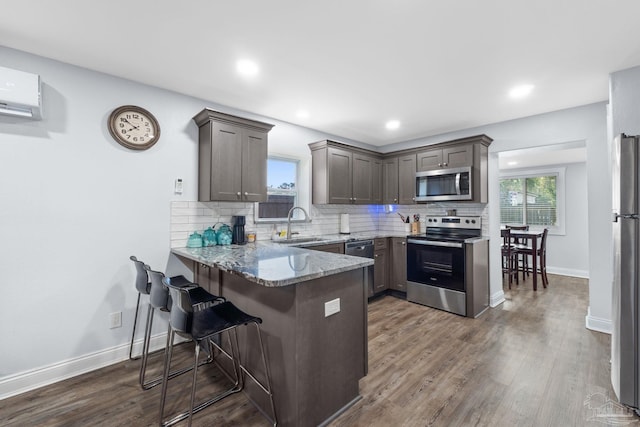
[383,154,417,205]
[310,135,491,205]
[193,109,274,202]
[310,141,382,205]
[416,144,473,171]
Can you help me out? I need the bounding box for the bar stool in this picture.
[139,266,223,390]
[159,278,277,427]
[128,256,169,360]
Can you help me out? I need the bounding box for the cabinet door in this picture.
[242,129,268,202]
[352,153,373,204]
[209,122,243,201]
[390,238,407,291]
[374,247,388,293]
[416,148,443,171]
[194,262,221,296]
[383,157,399,204]
[327,147,353,204]
[371,157,383,204]
[442,144,473,168]
[398,154,417,204]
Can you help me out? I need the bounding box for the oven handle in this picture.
[407,239,463,248]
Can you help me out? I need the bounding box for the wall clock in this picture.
[108,105,160,150]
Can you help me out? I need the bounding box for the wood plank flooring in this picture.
[1,274,637,426]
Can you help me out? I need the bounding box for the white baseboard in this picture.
[547,266,589,279]
[585,307,612,334]
[490,290,505,307]
[0,333,171,401]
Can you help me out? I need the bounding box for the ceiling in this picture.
[2,1,640,146]
[499,142,586,170]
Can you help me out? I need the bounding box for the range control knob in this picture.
[472,220,476,224]
[465,219,470,224]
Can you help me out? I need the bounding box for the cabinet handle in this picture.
[412,197,415,201]
[394,198,398,202]
[353,197,357,202]
[375,254,379,258]
[244,191,249,197]
[236,192,241,197]
[443,162,448,166]
[438,163,442,167]
[401,242,406,245]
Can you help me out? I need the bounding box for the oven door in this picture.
[406,239,465,292]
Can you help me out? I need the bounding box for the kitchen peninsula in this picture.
[171,243,373,427]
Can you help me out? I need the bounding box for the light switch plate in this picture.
[324,298,340,317]
[174,178,183,194]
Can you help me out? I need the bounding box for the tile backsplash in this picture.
[170,201,488,248]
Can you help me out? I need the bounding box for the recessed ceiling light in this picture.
[236,59,259,77]
[508,161,518,166]
[296,109,310,119]
[385,120,400,130]
[509,84,534,99]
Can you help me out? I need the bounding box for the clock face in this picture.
[108,105,160,150]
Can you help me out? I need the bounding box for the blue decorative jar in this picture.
[203,227,217,247]
[216,224,232,245]
[186,231,203,248]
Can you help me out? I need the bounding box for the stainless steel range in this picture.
[406,216,489,317]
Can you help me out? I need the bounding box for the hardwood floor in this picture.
[1,274,637,426]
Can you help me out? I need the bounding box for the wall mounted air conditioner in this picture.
[0,66,42,119]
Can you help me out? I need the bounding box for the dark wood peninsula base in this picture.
[175,252,368,427]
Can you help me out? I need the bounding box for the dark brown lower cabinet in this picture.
[193,262,220,295]
[390,237,407,292]
[373,238,388,294]
[306,242,345,254]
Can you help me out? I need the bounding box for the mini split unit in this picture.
[0,66,42,119]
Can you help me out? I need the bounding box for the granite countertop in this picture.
[171,243,374,288]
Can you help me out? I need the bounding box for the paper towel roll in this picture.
[340,213,350,234]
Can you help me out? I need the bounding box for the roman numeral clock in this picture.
[108,105,160,150]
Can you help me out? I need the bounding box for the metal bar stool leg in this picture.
[129,293,143,360]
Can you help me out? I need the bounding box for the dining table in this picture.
[501,228,545,291]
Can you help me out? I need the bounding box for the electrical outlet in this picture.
[109,311,122,329]
[324,298,340,317]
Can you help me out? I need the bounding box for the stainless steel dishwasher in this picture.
[345,239,374,297]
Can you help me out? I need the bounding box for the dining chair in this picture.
[506,225,530,279]
[501,229,520,288]
[516,228,549,288]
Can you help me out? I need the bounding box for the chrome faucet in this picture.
[287,206,309,240]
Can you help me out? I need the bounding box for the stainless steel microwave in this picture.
[415,166,472,202]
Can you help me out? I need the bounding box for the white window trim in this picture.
[254,156,304,224]
[499,166,566,236]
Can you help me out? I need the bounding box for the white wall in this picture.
[383,102,608,330]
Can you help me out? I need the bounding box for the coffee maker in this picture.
[232,215,246,245]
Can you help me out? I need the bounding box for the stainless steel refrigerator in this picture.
[612,133,640,413]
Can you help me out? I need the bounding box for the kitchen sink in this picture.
[273,237,327,244]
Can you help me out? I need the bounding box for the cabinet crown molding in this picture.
[193,108,274,132]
